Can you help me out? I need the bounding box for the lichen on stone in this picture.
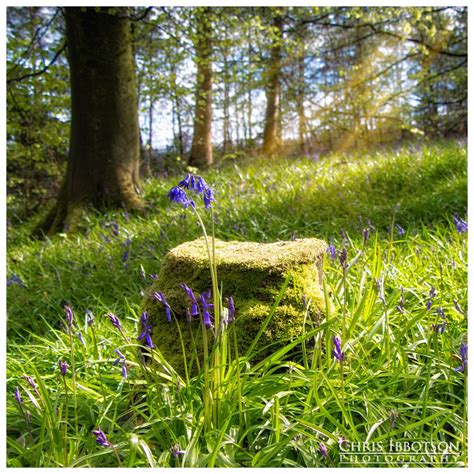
[142,237,329,375]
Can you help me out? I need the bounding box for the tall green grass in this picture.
[7,140,467,467]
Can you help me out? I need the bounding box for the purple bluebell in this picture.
[326,245,336,262]
[59,360,68,376]
[150,273,158,280]
[395,224,405,236]
[454,215,468,233]
[332,336,345,363]
[168,186,195,209]
[137,311,154,348]
[86,309,94,326]
[121,250,129,263]
[76,332,85,346]
[113,349,127,379]
[14,387,22,407]
[107,312,122,330]
[338,248,348,268]
[339,228,348,241]
[454,342,468,372]
[65,305,74,330]
[319,442,329,458]
[195,177,208,193]
[23,375,38,394]
[227,296,235,321]
[170,443,185,457]
[338,436,348,448]
[7,274,25,287]
[453,300,464,315]
[180,283,199,316]
[363,228,370,243]
[92,428,111,447]
[199,289,213,327]
[153,291,171,322]
[432,321,446,334]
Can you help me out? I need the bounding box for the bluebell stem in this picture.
[454,343,468,372]
[153,291,171,322]
[59,360,68,376]
[92,428,111,447]
[107,312,122,331]
[332,336,345,363]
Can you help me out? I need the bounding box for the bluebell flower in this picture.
[170,443,185,457]
[332,336,345,363]
[59,360,68,376]
[107,312,122,331]
[395,224,405,236]
[363,228,370,243]
[338,248,348,268]
[326,245,336,262]
[180,283,199,316]
[319,442,329,458]
[203,187,215,208]
[454,342,468,372]
[7,274,25,287]
[195,176,208,193]
[92,428,111,447]
[199,289,213,327]
[86,309,94,326]
[137,311,154,348]
[227,296,235,321]
[14,387,22,407]
[64,305,74,330]
[113,349,127,379]
[168,186,195,209]
[454,215,468,233]
[23,375,38,394]
[153,291,171,322]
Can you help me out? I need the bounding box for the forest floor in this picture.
[6,140,467,467]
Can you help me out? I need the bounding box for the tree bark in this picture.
[262,14,283,156]
[189,9,213,168]
[37,7,143,235]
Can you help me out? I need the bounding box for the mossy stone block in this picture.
[143,237,328,375]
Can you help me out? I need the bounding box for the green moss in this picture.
[142,237,329,375]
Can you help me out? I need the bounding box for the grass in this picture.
[6,140,467,467]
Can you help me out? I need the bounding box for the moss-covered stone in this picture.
[142,237,329,375]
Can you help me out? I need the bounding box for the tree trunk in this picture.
[189,9,213,168]
[296,39,307,153]
[37,7,142,235]
[262,14,283,156]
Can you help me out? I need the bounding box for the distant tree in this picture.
[189,7,213,168]
[262,9,284,156]
[38,7,143,234]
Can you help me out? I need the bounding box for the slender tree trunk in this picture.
[189,9,213,168]
[37,7,142,235]
[223,45,231,153]
[247,27,253,147]
[262,14,283,156]
[296,39,307,153]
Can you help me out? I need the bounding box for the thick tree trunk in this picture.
[262,14,283,156]
[189,9,213,168]
[36,7,142,235]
